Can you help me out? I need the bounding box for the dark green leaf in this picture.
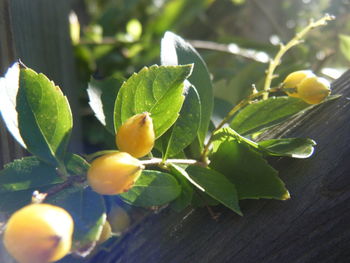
[120,170,181,207]
[65,153,90,176]
[0,188,42,214]
[0,62,26,147]
[210,138,289,200]
[0,157,63,193]
[186,166,241,215]
[259,138,316,158]
[16,68,73,165]
[162,85,201,159]
[230,96,311,135]
[168,164,194,211]
[114,65,193,137]
[161,32,213,150]
[339,34,350,62]
[87,77,122,134]
[48,187,106,251]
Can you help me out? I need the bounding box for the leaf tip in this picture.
[281,191,291,200]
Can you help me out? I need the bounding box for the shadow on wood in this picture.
[91,71,350,263]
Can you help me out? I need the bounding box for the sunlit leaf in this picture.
[210,138,289,200]
[186,166,241,215]
[16,67,73,165]
[114,65,193,138]
[120,170,181,207]
[161,32,213,151]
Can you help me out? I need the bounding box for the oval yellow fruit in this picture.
[116,112,155,158]
[3,203,74,263]
[283,70,315,98]
[297,76,331,104]
[87,152,144,195]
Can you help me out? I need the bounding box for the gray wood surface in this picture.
[91,71,350,263]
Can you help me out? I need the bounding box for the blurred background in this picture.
[70,0,350,151]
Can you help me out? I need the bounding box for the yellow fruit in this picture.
[107,205,130,234]
[116,112,155,158]
[3,203,74,263]
[283,70,315,98]
[87,152,144,195]
[97,220,112,244]
[297,76,331,104]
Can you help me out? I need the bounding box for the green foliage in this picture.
[0,10,338,260]
[259,138,316,158]
[87,76,123,134]
[17,68,73,166]
[168,164,194,212]
[48,187,106,252]
[210,134,289,200]
[160,85,201,159]
[186,165,241,215]
[230,96,311,135]
[161,32,214,151]
[114,64,193,137]
[120,170,181,207]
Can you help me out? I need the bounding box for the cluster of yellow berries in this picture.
[3,112,154,263]
[87,112,155,195]
[282,70,331,104]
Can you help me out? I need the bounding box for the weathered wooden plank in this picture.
[91,71,350,263]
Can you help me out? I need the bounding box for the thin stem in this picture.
[262,14,335,100]
[140,158,202,166]
[200,87,282,162]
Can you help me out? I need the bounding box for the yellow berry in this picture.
[283,70,315,98]
[107,205,130,234]
[3,203,74,263]
[87,152,144,195]
[97,220,112,244]
[297,76,331,104]
[116,112,155,158]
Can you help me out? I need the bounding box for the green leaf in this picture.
[65,153,90,175]
[230,96,311,135]
[0,188,38,214]
[48,187,106,252]
[161,32,214,150]
[186,166,241,215]
[339,34,350,62]
[120,170,181,207]
[259,138,316,158]
[87,76,122,134]
[0,62,26,147]
[114,65,193,138]
[0,157,63,193]
[168,164,194,211]
[210,138,289,200]
[16,67,73,165]
[162,85,201,159]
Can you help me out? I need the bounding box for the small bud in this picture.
[282,70,315,98]
[116,112,155,158]
[297,76,331,104]
[87,152,144,195]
